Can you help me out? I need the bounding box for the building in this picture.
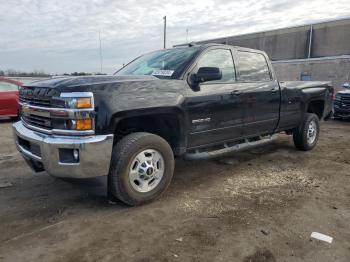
[177,17,350,90]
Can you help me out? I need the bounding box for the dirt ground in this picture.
[0,119,349,262]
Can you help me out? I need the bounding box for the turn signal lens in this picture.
[76,98,92,108]
[76,119,92,130]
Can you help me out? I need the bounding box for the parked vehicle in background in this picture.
[0,77,22,119]
[334,83,350,119]
[13,44,333,206]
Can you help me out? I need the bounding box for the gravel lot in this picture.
[0,119,349,262]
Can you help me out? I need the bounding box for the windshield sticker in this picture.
[152,70,174,77]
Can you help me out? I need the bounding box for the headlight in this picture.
[66,97,92,109]
[335,94,341,101]
[50,92,95,132]
[51,92,94,109]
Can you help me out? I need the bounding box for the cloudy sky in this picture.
[1,0,350,74]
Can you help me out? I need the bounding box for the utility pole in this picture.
[163,16,166,49]
[99,30,103,73]
[307,24,313,59]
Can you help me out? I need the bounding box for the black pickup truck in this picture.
[13,44,333,205]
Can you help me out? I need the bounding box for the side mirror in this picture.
[192,67,222,83]
[343,82,350,89]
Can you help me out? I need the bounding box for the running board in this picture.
[184,135,277,160]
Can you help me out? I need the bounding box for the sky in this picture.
[1,0,350,74]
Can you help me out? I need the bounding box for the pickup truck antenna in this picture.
[99,29,103,73]
[163,16,167,49]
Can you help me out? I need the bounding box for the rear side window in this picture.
[236,51,271,82]
[0,81,19,92]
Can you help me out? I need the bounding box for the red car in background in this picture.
[0,77,22,119]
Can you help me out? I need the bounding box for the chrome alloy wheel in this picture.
[307,120,317,145]
[129,149,165,193]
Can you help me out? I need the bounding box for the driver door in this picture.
[185,48,245,148]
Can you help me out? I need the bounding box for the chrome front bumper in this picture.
[13,121,114,178]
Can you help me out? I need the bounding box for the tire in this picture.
[108,132,175,206]
[293,113,320,151]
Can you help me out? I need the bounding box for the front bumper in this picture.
[13,121,114,178]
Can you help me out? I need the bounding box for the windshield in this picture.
[115,47,199,78]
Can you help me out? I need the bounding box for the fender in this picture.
[108,106,188,155]
[300,86,332,120]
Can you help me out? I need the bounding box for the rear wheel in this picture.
[293,113,320,151]
[108,132,174,206]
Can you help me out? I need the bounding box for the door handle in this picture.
[270,87,278,92]
[231,90,241,96]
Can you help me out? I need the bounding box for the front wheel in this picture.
[293,113,320,151]
[108,132,175,206]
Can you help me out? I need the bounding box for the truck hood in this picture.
[21,75,187,101]
[24,75,159,89]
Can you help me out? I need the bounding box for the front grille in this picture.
[19,86,60,130]
[19,86,59,108]
[19,96,50,107]
[341,94,350,105]
[22,115,52,129]
[335,94,350,109]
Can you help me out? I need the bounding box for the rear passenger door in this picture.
[235,50,280,137]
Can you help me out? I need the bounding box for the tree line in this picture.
[63,72,107,76]
[0,69,50,77]
[0,69,107,77]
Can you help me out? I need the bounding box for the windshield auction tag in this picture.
[152,70,174,77]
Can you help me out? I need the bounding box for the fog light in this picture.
[59,148,79,163]
[73,149,79,161]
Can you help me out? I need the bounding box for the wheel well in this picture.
[307,100,324,119]
[114,114,182,153]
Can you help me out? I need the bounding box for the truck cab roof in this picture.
[174,42,267,55]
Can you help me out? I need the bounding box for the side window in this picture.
[197,49,235,82]
[0,81,19,92]
[236,51,271,82]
